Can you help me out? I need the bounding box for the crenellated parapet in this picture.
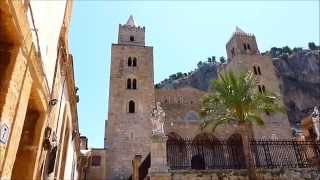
[226,27,260,60]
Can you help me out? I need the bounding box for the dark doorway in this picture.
[191,154,205,170]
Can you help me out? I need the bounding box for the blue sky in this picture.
[69,1,319,148]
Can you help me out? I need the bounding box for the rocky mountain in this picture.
[156,44,320,127]
[155,61,219,91]
[271,48,320,127]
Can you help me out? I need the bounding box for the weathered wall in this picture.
[150,168,320,180]
[225,54,292,139]
[29,1,67,90]
[0,1,80,179]
[106,19,154,179]
[155,87,206,138]
[86,149,107,180]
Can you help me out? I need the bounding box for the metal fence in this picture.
[167,139,320,170]
[167,138,246,170]
[251,140,320,169]
[138,153,150,180]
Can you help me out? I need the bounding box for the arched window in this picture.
[127,79,131,89]
[257,66,261,75]
[262,85,266,93]
[243,43,247,50]
[129,100,135,113]
[130,35,134,42]
[128,57,132,66]
[247,43,251,50]
[231,48,235,57]
[227,134,246,169]
[253,66,257,75]
[133,57,137,67]
[132,79,137,89]
[258,85,262,93]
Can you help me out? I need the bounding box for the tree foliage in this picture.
[199,70,284,131]
[308,42,317,50]
[219,56,226,64]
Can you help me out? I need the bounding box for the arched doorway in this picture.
[166,132,186,169]
[191,133,224,169]
[227,134,246,169]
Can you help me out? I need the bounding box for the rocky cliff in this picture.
[272,49,320,127]
[156,46,320,126]
[156,62,219,91]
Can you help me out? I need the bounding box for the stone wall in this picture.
[106,20,154,179]
[225,54,292,139]
[224,30,293,139]
[155,87,206,138]
[150,168,320,180]
[86,149,108,180]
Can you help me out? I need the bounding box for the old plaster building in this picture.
[0,1,81,179]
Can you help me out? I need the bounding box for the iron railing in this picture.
[167,139,320,170]
[138,153,150,180]
[167,139,246,170]
[127,153,151,180]
[251,140,320,169]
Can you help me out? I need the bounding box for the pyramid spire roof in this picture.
[235,26,246,34]
[126,15,136,27]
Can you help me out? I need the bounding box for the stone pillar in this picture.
[132,154,142,180]
[149,134,170,180]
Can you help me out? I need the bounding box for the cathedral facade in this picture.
[104,16,292,180]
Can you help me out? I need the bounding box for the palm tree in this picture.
[199,70,284,179]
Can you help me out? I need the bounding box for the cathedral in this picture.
[101,15,293,180]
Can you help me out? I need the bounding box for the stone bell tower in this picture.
[106,15,154,180]
[224,27,292,139]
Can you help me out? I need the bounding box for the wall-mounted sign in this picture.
[0,122,10,144]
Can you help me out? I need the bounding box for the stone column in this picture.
[132,155,142,180]
[149,134,170,180]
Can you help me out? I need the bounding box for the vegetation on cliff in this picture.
[156,42,320,127]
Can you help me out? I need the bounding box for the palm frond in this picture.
[199,69,285,132]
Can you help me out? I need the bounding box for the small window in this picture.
[253,66,257,75]
[130,36,134,42]
[91,156,101,166]
[128,57,132,66]
[127,79,132,89]
[132,79,137,89]
[130,132,134,140]
[132,57,137,67]
[247,43,251,50]
[179,96,183,104]
[243,43,247,50]
[129,100,135,113]
[262,85,266,93]
[258,85,262,93]
[257,66,261,75]
[231,48,235,57]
